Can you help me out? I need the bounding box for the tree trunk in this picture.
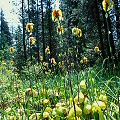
[41,0,45,61]
[108,16,116,56]
[94,0,105,59]
[114,0,120,42]
[22,0,27,60]
[36,0,40,63]
[101,9,112,61]
[48,0,52,59]
[114,0,120,61]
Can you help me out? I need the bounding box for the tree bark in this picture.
[41,0,45,61]
[108,16,116,56]
[114,0,120,42]
[48,0,52,59]
[36,0,40,63]
[22,0,27,60]
[94,0,105,59]
[101,9,112,61]
[114,0,120,61]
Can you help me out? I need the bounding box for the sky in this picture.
[0,0,60,29]
[0,0,21,28]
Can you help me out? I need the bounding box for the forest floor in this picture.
[0,61,120,120]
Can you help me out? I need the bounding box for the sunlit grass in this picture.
[0,60,119,120]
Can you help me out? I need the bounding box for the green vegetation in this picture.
[0,0,120,119]
[0,60,119,120]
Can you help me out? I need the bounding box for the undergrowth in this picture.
[0,60,119,120]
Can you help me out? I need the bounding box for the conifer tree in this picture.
[0,9,11,50]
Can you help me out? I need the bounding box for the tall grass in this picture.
[0,61,119,120]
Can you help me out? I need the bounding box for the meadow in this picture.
[0,0,120,119]
[0,60,119,120]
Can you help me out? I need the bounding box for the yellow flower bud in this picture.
[26,23,34,32]
[11,61,14,65]
[29,113,40,120]
[80,60,84,64]
[57,26,64,34]
[10,47,14,53]
[92,101,106,114]
[52,9,63,21]
[102,0,114,12]
[80,80,86,90]
[83,57,88,63]
[32,89,38,97]
[43,99,49,105]
[40,55,43,61]
[97,101,106,110]
[74,92,84,104]
[68,104,82,118]
[71,62,74,67]
[99,94,108,104]
[45,46,50,54]
[29,37,36,45]
[84,104,91,114]
[94,46,100,52]
[44,107,53,113]
[67,97,73,106]
[72,27,82,37]
[56,106,67,116]
[76,28,82,37]
[43,112,49,119]
[9,116,17,120]
[25,88,38,97]
[84,97,90,105]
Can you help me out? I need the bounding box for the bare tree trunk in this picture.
[27,0,30,21]
[41,0,45,61]
[22,0,27,60]
[30,0,34,62]
[114,0,120,43]
[114,0,120,61]
[108,16,116,56]
[101,8,112,62]
[94,0,105,59]
[48,0,52,59]
[36,0,40,63]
